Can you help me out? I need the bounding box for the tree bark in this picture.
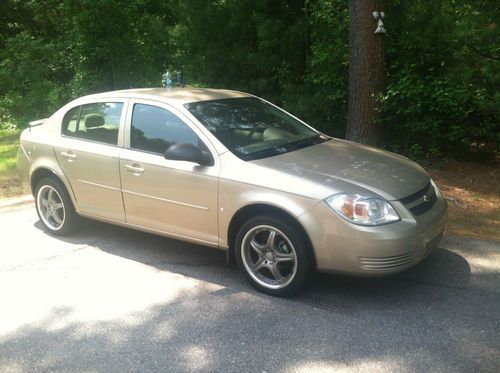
[346,0,385,146]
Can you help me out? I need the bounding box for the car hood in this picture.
[252,139,430,201]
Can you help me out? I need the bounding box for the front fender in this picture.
[218,179,318,248]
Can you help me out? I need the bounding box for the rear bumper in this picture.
[298,188,448,275]
[17,142,31,194]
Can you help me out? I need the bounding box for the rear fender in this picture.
[29,151,78,209]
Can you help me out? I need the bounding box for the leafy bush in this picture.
[380,68,470,157]
[0,0,497,158]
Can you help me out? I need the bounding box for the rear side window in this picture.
[130,104,200,154]
[62,102,124,145]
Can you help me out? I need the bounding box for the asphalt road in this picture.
[0,200,499,372]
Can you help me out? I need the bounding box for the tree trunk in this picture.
[346,0,385,146]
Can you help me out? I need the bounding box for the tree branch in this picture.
[467,43,500,61]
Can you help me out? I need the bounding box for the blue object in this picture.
[164,70,173,88]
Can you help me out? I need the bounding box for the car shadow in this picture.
[16,219,496,372]
[298,247,473,314]
[33,217,472,308]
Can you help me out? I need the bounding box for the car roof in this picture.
[80,88,252,105]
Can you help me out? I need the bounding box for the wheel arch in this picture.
[30,166,77,209]
[226,203,316,268]
[31,168,57,195]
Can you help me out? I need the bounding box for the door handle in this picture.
[60,151,77,161]
[124,164,145,175]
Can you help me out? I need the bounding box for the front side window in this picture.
[185,97,327,161]
[130,104,201,154]
[61,102,123,145]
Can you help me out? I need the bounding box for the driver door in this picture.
[119,100,220,245]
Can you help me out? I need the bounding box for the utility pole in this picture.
[346,0,386,146]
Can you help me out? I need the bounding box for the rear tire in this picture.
[235,215,311,297]
[35,177,78,236]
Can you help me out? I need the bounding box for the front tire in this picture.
[235,215,311,297]
[35,177,78,236]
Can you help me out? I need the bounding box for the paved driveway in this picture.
[0,200,499,372]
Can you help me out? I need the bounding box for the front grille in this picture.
[400,182,437,216]
[358,252,415,271]
[409,191,437,215]
[400,182,431,204]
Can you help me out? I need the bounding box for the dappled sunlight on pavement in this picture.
[290,357,404,372]
[0,244,219,335]
[1,203,499,372]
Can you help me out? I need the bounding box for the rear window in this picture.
[62,102,124,145]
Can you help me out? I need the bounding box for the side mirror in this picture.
[164,143,214,166]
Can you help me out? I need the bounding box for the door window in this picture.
[130,103,201,154]
[62,102,123,145]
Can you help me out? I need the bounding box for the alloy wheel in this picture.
[37,185,65,230]
[241,225,298,290]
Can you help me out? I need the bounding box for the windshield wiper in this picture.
[240,146,286,161]
[241,136,326,161]
[283,135,326,152]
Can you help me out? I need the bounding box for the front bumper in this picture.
[298,189,448,275]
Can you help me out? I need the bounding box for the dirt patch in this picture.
[428,160,499,242]
[0,175,24,199]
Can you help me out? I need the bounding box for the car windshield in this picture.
[185,97,328,161]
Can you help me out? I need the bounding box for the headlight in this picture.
[325,193,400,225]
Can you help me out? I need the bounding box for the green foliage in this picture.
[0,0,498,157]
[0,128,20,177]
[381,69,470,155]
[382,0,499,158]
[0,0,176,128]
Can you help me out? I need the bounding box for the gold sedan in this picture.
[18,88,447,296]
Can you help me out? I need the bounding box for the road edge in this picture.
[0,194,34,211]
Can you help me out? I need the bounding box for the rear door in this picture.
[119,100,219,245]
[54,100,127,221]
